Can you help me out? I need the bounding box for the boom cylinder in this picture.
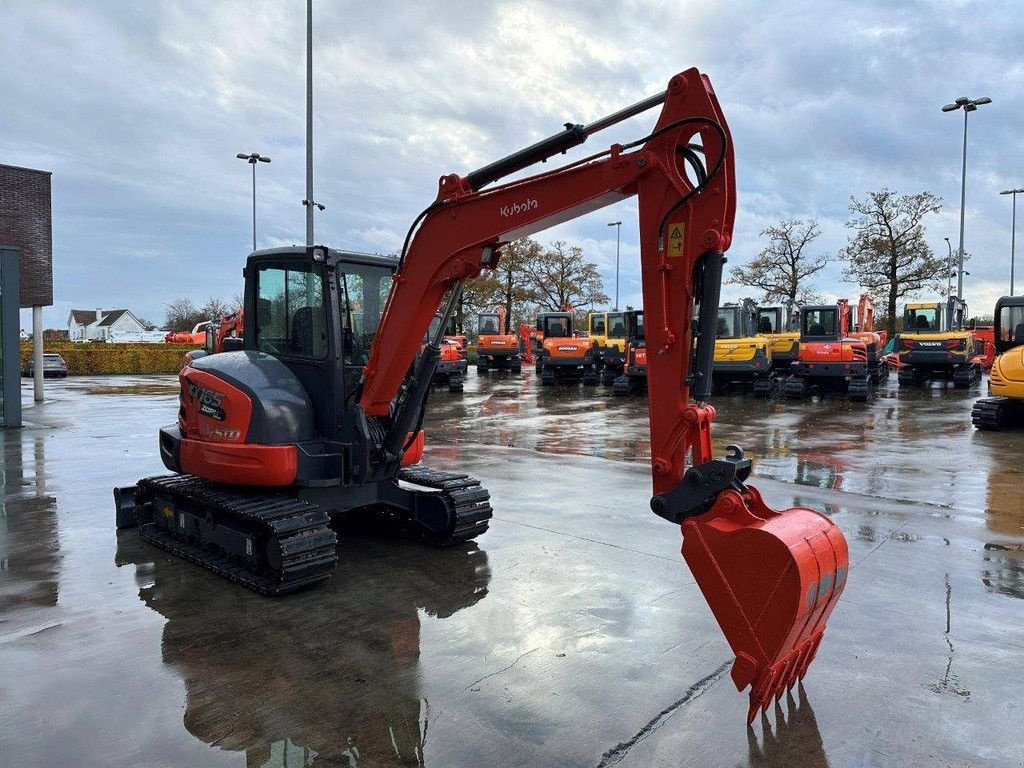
[465,89,669,192]
[691,251,726,403]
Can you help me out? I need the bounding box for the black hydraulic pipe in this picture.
[691,251,725,403]
[465,89,668,192]
[466,124,587,192]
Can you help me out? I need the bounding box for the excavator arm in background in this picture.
[358,69,848,720]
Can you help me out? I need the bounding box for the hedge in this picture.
[19,341,197,376]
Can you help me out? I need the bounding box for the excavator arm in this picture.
[359,69,848,720]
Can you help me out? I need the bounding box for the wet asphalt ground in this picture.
[1,372,1022,767]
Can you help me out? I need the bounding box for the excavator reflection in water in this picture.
[116,535,491,767]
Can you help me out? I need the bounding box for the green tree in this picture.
[729,218,829,304]
[840,189,947,338]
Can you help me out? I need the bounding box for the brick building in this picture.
[0,164,53,307]
[1,163,55,423]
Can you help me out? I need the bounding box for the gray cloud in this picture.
[3,0,1022,330]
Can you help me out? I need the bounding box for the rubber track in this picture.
[136,474,337,596]
[972,396,1011,430]
[397,466,493,545]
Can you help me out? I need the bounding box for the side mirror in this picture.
[967,319,976,331]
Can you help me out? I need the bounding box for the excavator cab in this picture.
[712,300,774,396]
[756,304,801,370]
[613,309,647,396]
[540,313,573,338]
[589,311,628,384]
[478,313,499,335]
[802,306,839,339]
[973,296,1024,430]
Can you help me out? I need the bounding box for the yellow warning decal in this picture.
[162,505,175,519]
[667,222,685,257]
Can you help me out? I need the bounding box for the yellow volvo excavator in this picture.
[712,299,775,396]
[588,310,629,385]
[894,297,983,387]
[755,303,800,373]
[972,296,1024,429]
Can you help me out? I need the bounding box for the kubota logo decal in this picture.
[499,198,538,217]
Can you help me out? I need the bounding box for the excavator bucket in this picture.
[681,485,848,723]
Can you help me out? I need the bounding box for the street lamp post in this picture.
[236,152,271,252]
[1001,188,1024,296]
[944,237,954,299]
[941,95,991,299]
[607,221,622,311]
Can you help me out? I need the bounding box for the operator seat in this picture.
[1015,322,1024,345]
[290,306,323,356]
[758,318,773,333]
[717,318,728,336]
[611,321,625,336]
[482,320,496,334]
[915,315,931,330]
[808,324,826,336]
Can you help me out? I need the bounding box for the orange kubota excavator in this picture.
[113,70,847,721]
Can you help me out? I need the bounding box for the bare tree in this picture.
[200,297,232,321]
[840,189,947,338]
[164,298,203,332]
[525,240,609,313]
[729,219,830,304]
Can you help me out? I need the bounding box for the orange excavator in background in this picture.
[165,321,211,345]
[785,302,864,401]
[476,306,523,374]
[114,69,847,720]
[519,322,536,365]
[426,314,467,392]
[534,311,599,386]
[853,294,888,384]
[184,309,245,364]
[784,295,885,402]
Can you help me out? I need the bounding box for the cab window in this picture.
[480,314,499,335]
[545,316,570,338]
[1000,305,1024,345]
[256,264,327,359]
[716,309,740,339]
[905,307,939,331]
[803,309,837,338]
[339,263,392,367]
[590,314,606,336]
[607,313,625,338]
[756,309,781,334]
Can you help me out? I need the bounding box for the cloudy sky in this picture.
[4,0,1023,330]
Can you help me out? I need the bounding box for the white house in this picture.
[68,308,147,341]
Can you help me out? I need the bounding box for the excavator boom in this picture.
[357,69,848,719]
